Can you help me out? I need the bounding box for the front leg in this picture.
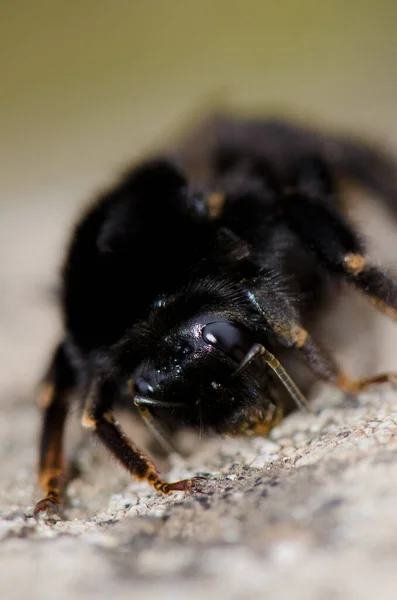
[81,382,201,494]
[243,276,390,397]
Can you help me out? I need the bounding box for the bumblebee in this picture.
[34,115,397,517]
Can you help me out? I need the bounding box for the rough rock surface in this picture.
[2,379,397,600]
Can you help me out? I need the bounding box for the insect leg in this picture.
[283,159,397,321]
[243,283,359,394]
[81,381,201,494]
[329,135,397,214]
[279,159,397,390]
[34,342,76,518]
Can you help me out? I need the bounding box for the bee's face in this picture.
[130,316,271,432]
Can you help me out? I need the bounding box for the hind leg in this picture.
[34,342,76,518]
[282,159,397,390]
[282,159,397,318]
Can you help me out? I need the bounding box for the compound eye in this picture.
[202,320,251,362]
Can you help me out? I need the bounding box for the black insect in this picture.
[34,115,397,517]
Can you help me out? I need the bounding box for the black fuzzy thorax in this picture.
[62,160,322,357]
[60,157,334,433]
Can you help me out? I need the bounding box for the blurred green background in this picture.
[0,0,397,392]
[1,0,397,201]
